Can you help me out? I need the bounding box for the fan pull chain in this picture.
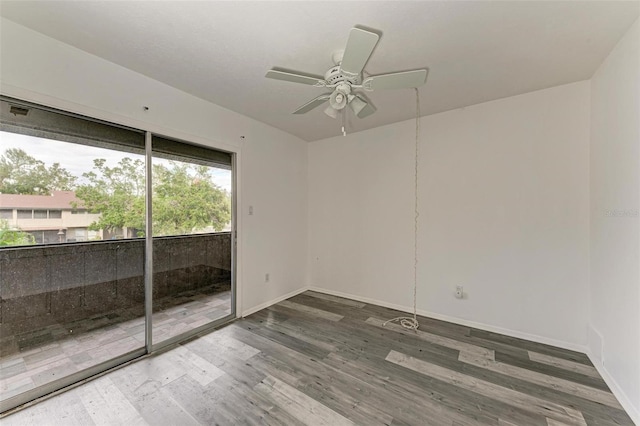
[341,109,347,136]
[384,88,421,331]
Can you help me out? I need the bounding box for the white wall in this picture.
[3,13,638,421]
[589,18,640,422]
[309,81,591,349]
[0,18,308,315]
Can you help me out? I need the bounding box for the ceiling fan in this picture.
[265,26,428,120]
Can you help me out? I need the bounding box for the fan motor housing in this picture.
[324,66,361,86]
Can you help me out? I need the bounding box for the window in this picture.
[48,210,62,219]
[29,230,43,244]
[17,209,32,219]
[0,209,12,219]
[73,228,87,242]
[71,209,86,214]
[34,209,48,219]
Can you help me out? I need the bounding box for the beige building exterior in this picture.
[0,191,104,243]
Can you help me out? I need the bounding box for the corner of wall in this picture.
[587,17,640,424]
[587,346,640,425]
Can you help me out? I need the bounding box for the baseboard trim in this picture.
[241,287,309,317]
[308,286,588,353]
[587,350,640,425]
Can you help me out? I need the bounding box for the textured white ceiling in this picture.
[1,1,638,141]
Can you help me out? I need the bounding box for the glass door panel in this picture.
[0,100,146,407]
[150,136,233,346]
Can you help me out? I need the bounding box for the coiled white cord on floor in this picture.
[384,88,421,332]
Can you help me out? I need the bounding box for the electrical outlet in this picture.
[265,273,270,283]
[455,285,464,299]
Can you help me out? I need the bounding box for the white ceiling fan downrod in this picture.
[383,88,421,331]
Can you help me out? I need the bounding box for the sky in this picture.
[0,131,232,192]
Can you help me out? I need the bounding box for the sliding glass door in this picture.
[0,97,236,413]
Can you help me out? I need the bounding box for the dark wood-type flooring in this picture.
[2,290,634,425]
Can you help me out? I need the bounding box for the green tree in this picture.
[0,219,35,246]
[0,148,76,195]
[74,157,146,234]
[153,163,231,235]
[75,158,230,236]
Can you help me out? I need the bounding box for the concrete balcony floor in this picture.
[0,286,232,402]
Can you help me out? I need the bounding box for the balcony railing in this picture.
[0,233,231,352]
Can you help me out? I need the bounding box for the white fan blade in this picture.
[292,94,331,114]
[364,69,428,90]
[340,28,379,76]
[266,69,324,85]
[350,95,376,118]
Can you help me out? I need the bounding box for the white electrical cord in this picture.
[384,88,421,331]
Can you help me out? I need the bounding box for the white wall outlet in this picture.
[249,206,254,215]
[455,285,464,299]
[265,273,270,283]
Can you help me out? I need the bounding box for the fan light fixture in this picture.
[324,105,340,119]
[265,26,428,128]
[348,96,367,116]
[329,92,346,110]
[328,83,351,113]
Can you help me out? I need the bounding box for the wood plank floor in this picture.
[0,290,231,402]
[1,290,634,425]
